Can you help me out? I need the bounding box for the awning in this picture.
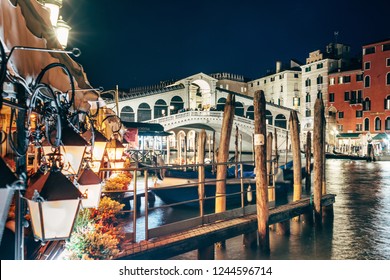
[372,133,389,141]
[121,121,171,137]
[336,133,362,138]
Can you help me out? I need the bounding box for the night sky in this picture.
[62,0,389,91]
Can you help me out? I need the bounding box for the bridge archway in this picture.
[120,106,135,122]
[170,96,184,114]
[190,79,212,110]
[154,99,168,118]
[266,110,273,125]
[216,97,226,111]
[275,114,287,129]
[235,101,244,117]
[246,105,254,119]
[137,103,151,122]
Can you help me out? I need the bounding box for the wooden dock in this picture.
[117,194,336,260]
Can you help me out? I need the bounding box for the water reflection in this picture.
[127,159,390,260]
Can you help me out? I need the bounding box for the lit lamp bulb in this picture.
[55,16,71,48]
[106,137,125,169]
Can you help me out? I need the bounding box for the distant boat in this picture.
[151,176,257,208]
[150,161,295,208]
[325,152,368,160]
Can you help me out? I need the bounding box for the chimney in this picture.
[276,61,282,73]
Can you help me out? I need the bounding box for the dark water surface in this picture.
[129,159,390,260]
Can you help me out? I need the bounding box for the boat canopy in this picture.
[121,121,171,137]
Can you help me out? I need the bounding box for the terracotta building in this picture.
[327,68,364,147]
[361,39,390,132]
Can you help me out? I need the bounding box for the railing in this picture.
[98,158,280,243]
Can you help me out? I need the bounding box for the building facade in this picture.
[328,68,364,148]
[361,39,390,133]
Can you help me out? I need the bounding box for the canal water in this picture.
[127,158,390,260]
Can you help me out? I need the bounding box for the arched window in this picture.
[364,75,370,88]
[305,93,311,103]
[387,73,390,85]
[137,103,151,122]
[154,99,168,118]
[275,114,287,129]
[266,110,273,125]
[234,101,244,116]
[120,106,135,122]
[216,97,226,111]
[386,117,390,130]
[246,105,254,119]
[364,118,370,131]
[317,75,323,84]
[363,97,371,111]
[385,96,390,110]
[305,78,311,87]
[375,117,381,131]
[170,96,184,115]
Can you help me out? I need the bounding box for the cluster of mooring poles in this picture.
[196,90,334,259]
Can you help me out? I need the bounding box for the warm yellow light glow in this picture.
[55,17,71,48]
[27,199,80,241]
[44,3,60,26]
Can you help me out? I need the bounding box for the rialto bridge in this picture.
[106,73,293,155]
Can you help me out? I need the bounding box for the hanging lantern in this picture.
[0,157,17,243]
[24,169,82,243]
[42,0,63,26]
[43,126,88,176]
[106,137,125,168]
[77,168,102,209]
[88,130,108,173]
[55,16,71,48]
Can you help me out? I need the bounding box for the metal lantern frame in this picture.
[25,169,82,243]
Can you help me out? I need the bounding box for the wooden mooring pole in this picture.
[253,90,270,253]
[313,97,325,225]
[215,93,235,214]
[305,131,312,193]
[302,131,313,225]
[197,129,214,259]
[290,111,302,200]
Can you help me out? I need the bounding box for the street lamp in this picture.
[55,16,71,48]
[41,0,63,26]
[24,167,82,243]
[76,168,102,209]
[106,136,125,169]
[42,126,88,176]
[82,129,109,173]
